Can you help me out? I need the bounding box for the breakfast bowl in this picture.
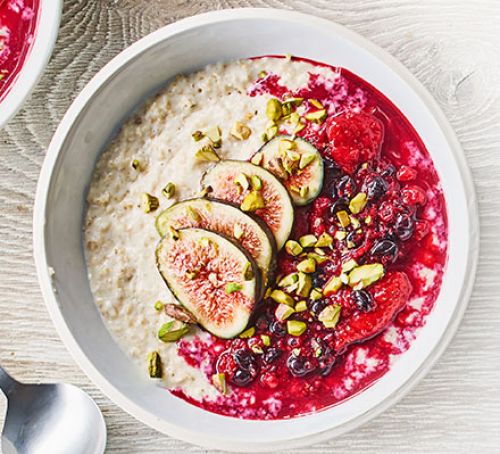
[0,0,61,128]
[33,8,479,452]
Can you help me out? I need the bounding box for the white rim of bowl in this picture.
[0,0,62,128]
[33,8,479,451]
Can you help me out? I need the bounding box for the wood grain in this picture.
[1,0,499,452]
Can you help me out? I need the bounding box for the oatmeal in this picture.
[85,56,448,419]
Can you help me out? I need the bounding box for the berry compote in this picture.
[173,56,448,419]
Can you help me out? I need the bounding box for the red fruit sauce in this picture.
[0,0,39,102]
[172,56,448,420]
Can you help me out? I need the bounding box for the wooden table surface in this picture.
[1,1,499,452]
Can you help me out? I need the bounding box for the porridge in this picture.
[84,56,448,419]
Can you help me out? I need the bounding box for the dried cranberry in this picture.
[370,239,398,260]
[352,289,374,312]
[366,176,388,200]
[394,214,415,241]
[263,347,281,364]
[287,355,317,378]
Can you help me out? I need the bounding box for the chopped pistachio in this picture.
[250,175,263,191]
[281,102,293,117]
[265,124,278,140]
[309,288,323,301]
[365,215,373,225]
[295,300,308,312]
[347,240,356,249]
[318,304,341,329]
[162,182,176,199]
[299,234,318,248]
[336,210,351,227]
[288,112,301,125]
[163,303,197,324]
[195,144,220,162]
[186,206,201,222]
[225,282,243,294]
[212,373,227,394]
[297,257,317,274]
[207,125,222,146]
[309,99,324,109]
[349,192,368,214]
[296,272,312,298]
[340,273,349,284]
[266,98,282,121]
[239,327,255,338]
[286,150,301,162]
[335,230,347,241]
[240,191,265,212]
[270,289,295,307]
[230,121,252,140]
[191,130,205,142]
[275,304,295,321]
[299,152,316,170]
[168,225,179,240]
[243,262,254,281]
[251,345,264,354]
[287,320,307,337]
[261,334,271,347]
[233,223,244,240]
[292,347,301,356]
[147,351,162,378]
[158,321,189,342]
[348,263,385,289]
[342,259,358,273]
[313,247,326,256]
[314,347,323,357]
[283,97,303,106]
[315,232,333,248]
[285,240,303,256]
[251,152,263,166]
[323,276,343,296]
[294,121,306,134]
[305,109,327,123]
[307,252,329,265]
[142,193,159,213]
[350,216,361,229]
[299,186,309,199]
[258,70,268,78]
[234,173,250,192]
[185,269,199,280]
[264,287,273,298]
[131,159,141,170]
[154,300,164,311]
[279,139,296,155]
[278,273,299,288]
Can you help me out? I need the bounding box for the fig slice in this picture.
[202,160,294,250]
[156,228,260,339]
[255,135,324,206]
[155,198,276,289]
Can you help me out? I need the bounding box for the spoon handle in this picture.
[0,365,18,397]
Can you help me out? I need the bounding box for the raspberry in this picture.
[335,271,412,351]
[397,165,417,182]
[326,111,384,174]
[401,185,427,206]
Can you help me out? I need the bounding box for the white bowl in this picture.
[33,8,479,452]
[0,0,62,127]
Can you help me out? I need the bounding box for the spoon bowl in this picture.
[1,366,106,454]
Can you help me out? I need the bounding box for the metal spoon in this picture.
[0,365,106,454]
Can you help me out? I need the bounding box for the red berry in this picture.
[414,219,430,240]
[326,111,384,174]
[397,165,417,182]
[260,372,279,389]
[401,185,427,206]
[335,271,412,351]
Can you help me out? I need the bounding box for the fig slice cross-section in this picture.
[201,160,294,250]
[255,135,324,206]
[156,228,260,339]
[155,198,276,288]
